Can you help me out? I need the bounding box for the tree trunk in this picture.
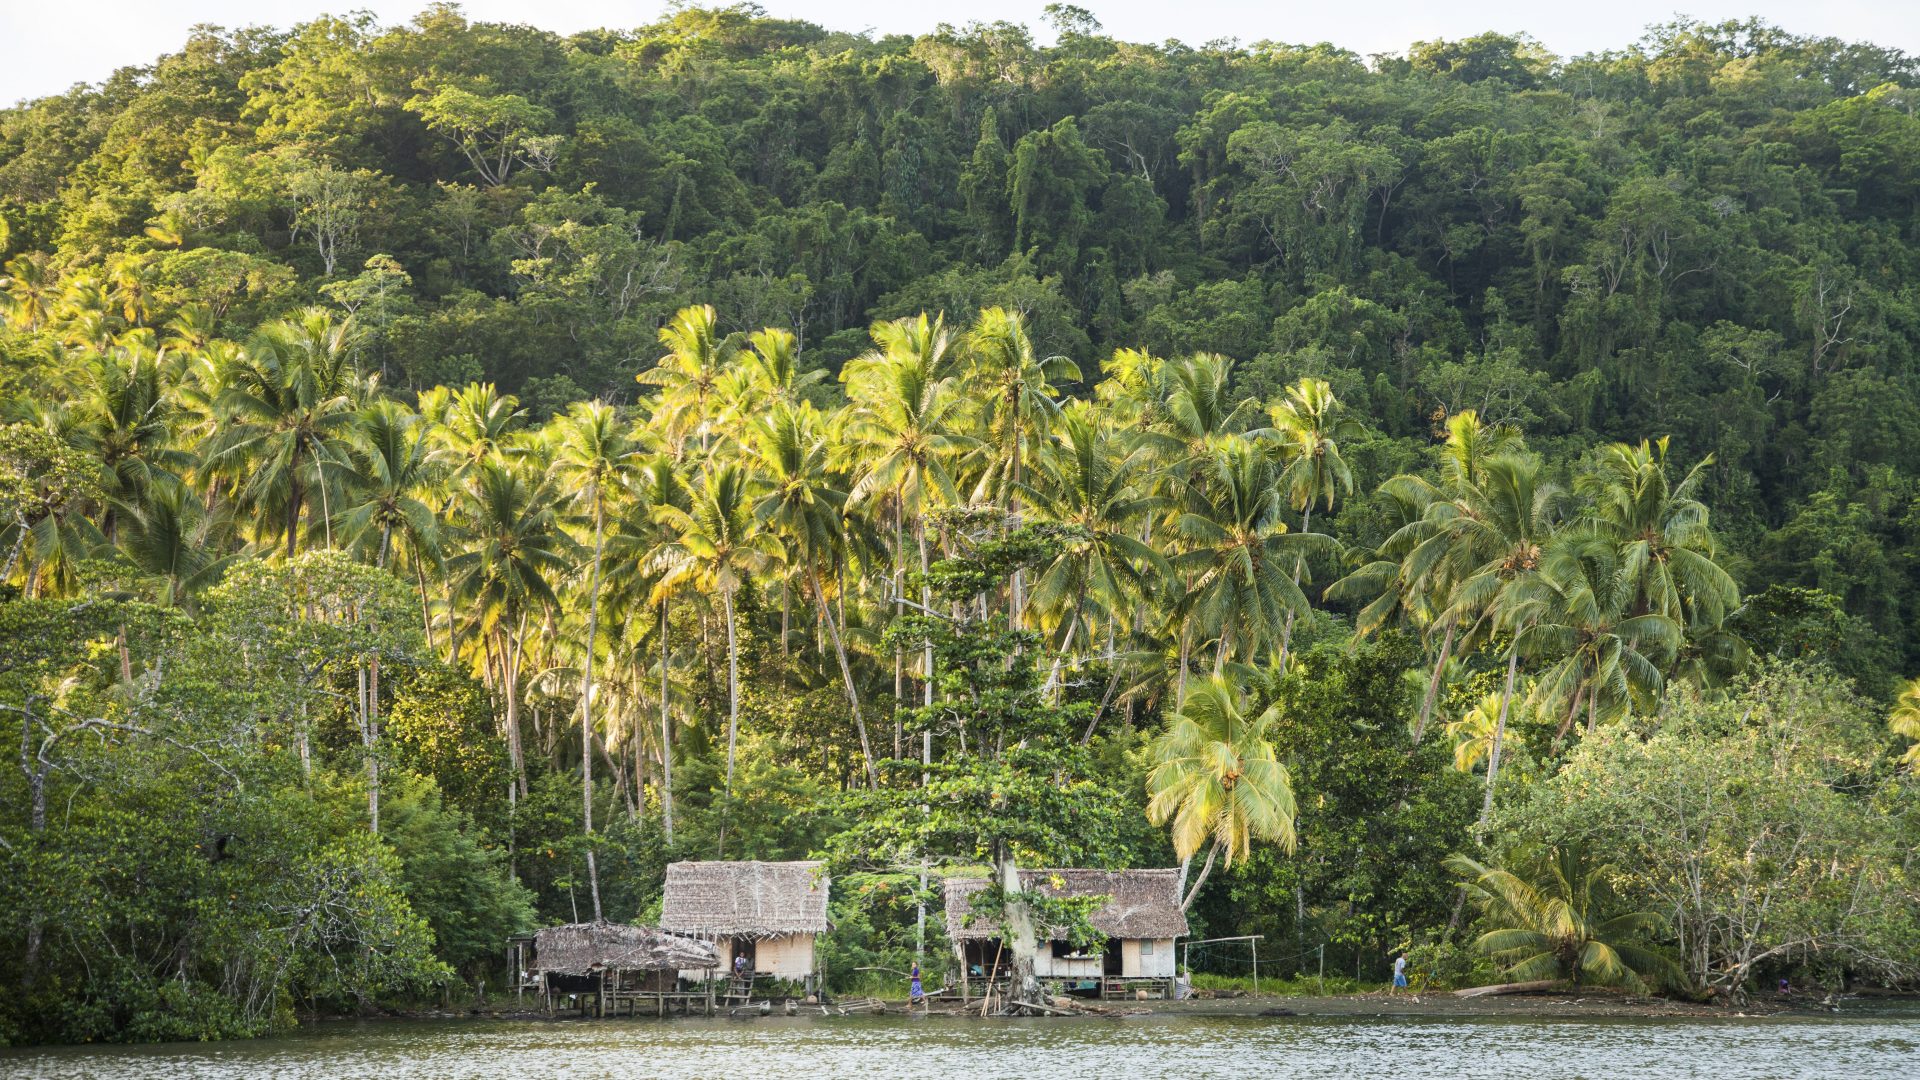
[919,519,934,711]
[1412,620,1456,745]
[286,469,302,558]
[359,662,380,833]
[1176,616,1192,708]
[1180,840,1222,911]
[581,500,605,921]
[893,495,905,739]
[996,852,1043,1004]
[722,588,740,795]
[502,623,528,800]
[811,565,877,788]
[414,554,436,657]
[659,600,674,845]
[1477,640,1522,839]
[1277,504,1312,668]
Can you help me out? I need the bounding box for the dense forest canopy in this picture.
[2,2,1918,1045]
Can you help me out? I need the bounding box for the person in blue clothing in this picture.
[1391,954,1409,993]
[910,961,925,1005]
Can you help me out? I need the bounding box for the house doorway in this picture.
[732,937,758,975]
[1103,938,1123,977]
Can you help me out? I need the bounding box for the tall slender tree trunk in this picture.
[317,457,335,550]
[1176,617,1192,708]
[359,662,380,833]
[812,565,877,788]
[414,554,436,657]
[286,470,303,558]
[1008,445,1025,628]
[918,520,934,711]
[893,495,905,749]
[1277,505,1311,669]
[722,588,740,795]
[1412,619,1456,745]
[502,621,529,800]
[581,499,605,921]
[1477,639,1522,839]
[1180,839,1222,911]
[659,600,674,845]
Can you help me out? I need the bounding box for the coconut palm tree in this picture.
[1171,437,1335,685]
[1146,675,1297,910]
[550,400,640,919]
[445,459,570,802]
[116,477,235,608]
[1023,402,1167,693]
[641,304,739,456]
[1444,692,1506,774]
[1423,450,1565,830]
[1447,846,1676,990]
[338,399,438,570]
[749,400,877,787]
[1515,536,1682,738]
[425,381,526,483]
[653,461,776,800]
[842,313,969,729]
[1336,411,1527,743]
[965,307,1077,623]
[0,253,57,331]
[1577,438,1739,630]
[200,312,366,556]
[739,326,823,406]
[1891,678,1920,774]
[1269,377,1354,667]
[603,453,691,841]
[1162,353,1259,463]
[68,343,193,541]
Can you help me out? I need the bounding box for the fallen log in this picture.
[1453,980,1562,998]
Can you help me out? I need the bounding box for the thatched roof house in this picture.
[660,861,830,981]
[661,860,830,939]
[530,921,719,976]
[944,869,1190,980]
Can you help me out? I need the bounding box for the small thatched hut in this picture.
[515,921,719,1012]
[944,869,1190,984]
[659,860,830,983]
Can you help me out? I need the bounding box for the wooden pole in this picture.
[1252,937,1259,998]
[981,941,1005,1017]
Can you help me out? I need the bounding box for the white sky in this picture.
[3,2,1916,105]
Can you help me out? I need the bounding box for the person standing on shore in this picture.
[1391,954,1409,994]
[910,961,924,1006]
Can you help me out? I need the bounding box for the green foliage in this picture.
[380,774,534,979]
[3,7,1920,1041]
[1448,845,1678,990]
[1500,662,1920,998]
[1203,637,1480,980]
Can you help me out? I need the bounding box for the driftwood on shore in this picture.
[1454,980,1561,998]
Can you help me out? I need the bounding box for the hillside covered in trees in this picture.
[2,3,1918,1045]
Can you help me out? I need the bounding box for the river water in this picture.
[4,1011,1916,1079]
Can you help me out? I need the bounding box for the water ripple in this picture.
[3,1013,1915,1079]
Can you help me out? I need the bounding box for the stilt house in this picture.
[513,920,718,1015]
[659,860,830,984]
[944,869,1189,993]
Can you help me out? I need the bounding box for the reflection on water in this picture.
[3,1012,1917,1080]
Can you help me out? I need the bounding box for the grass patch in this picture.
[1189,972,1369,997]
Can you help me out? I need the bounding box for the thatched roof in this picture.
[944,869,1191,942]
[531,921,719,975]
[659,860,830,938]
